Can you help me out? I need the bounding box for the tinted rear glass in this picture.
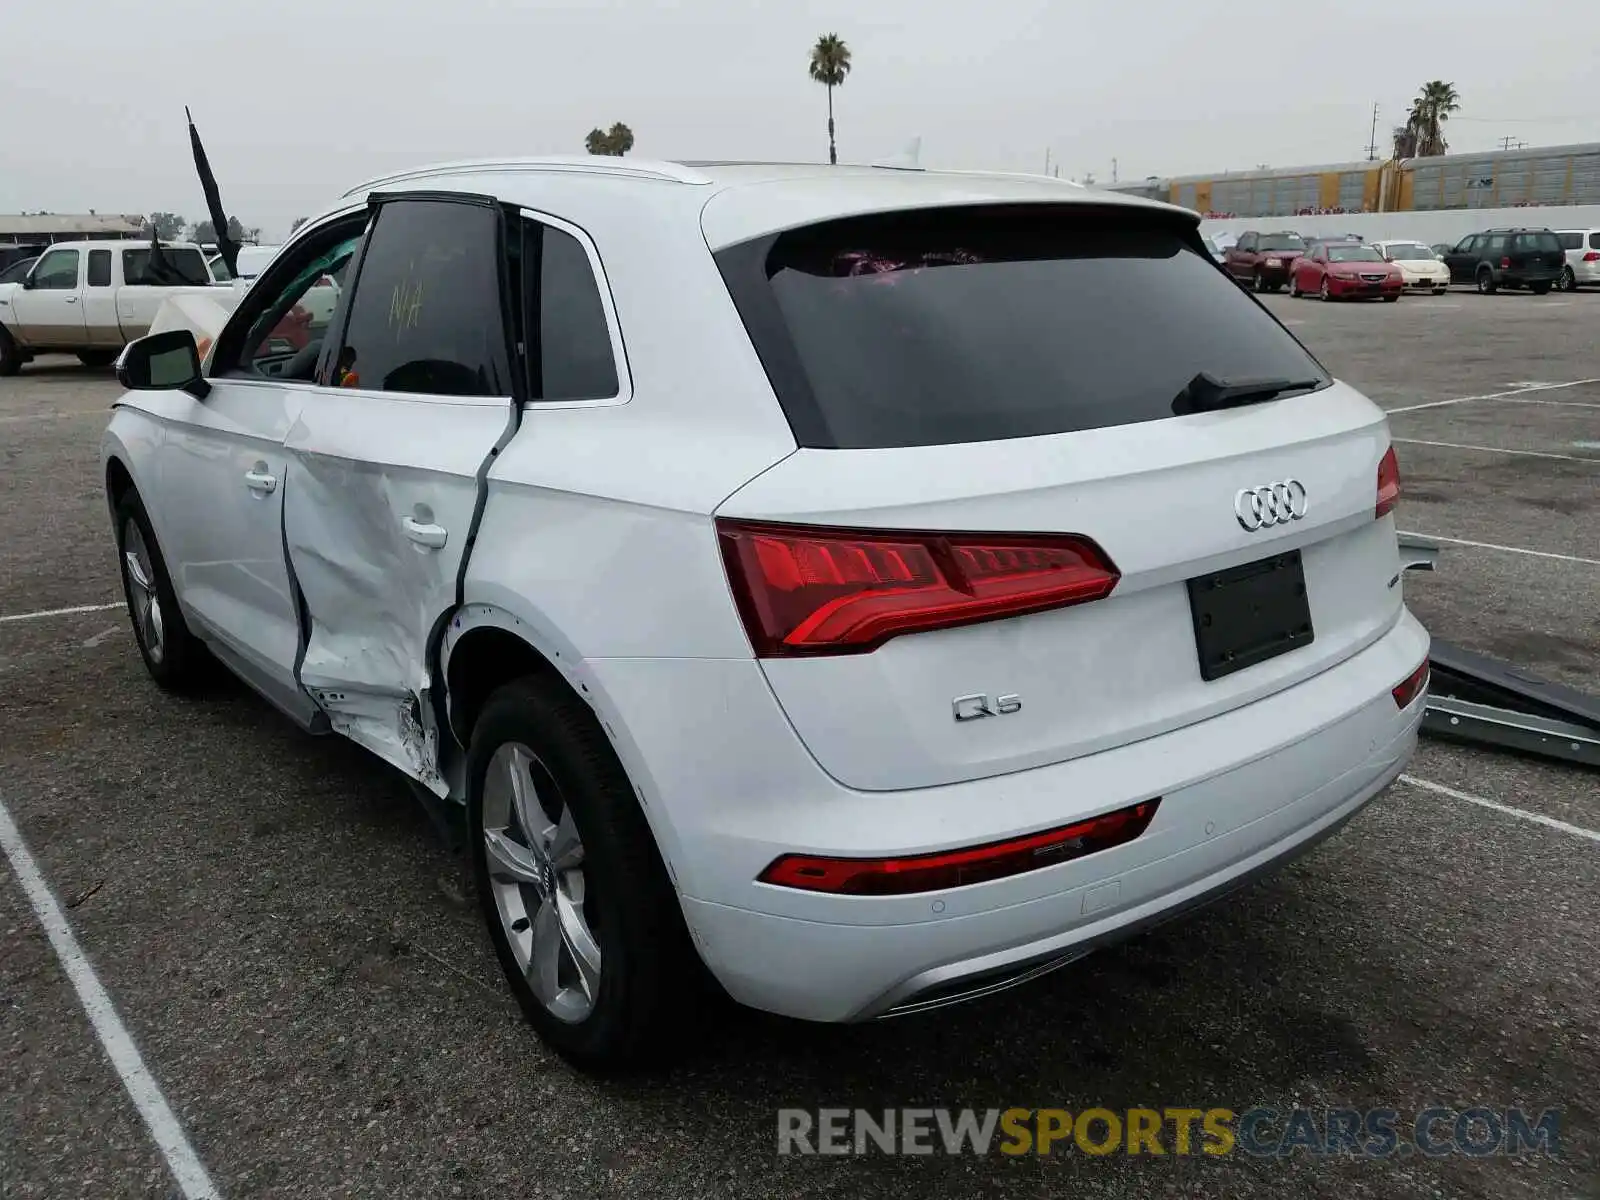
[715,205,1330,449]
[123,247,211,285]
[1258,234,1306,251]
[1557,232,1583,250]
[1511,232,1561,253]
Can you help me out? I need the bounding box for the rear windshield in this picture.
[1556,232,1583,250]
[715,205,1329,449]
[1511,231,1561,253]
[1258,234,1306,251]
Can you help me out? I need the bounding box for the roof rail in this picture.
[342,156,714,197]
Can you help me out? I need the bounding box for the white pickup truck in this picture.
[0,240,219,375]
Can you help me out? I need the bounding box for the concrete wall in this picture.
[1200,205,1600,247]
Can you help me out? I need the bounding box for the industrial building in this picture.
[1104,141,1600,218]
[0,213,145,246]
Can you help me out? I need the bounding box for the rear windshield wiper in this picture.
[1172,372,1322,416]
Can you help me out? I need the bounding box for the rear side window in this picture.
[122,248,210,285]
[1557,232,1582,250]
[1512,232,1560,253]
[715,206,1330,449]
[337,199,510,397]
[532,223,619,401]
[87,249,112,287]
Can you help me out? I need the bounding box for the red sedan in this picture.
[1288,243,1403,301]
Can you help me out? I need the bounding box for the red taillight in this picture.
[1393,659,1430,709]
[1375,445,1401,519]
[1583,251,1600,262]
[1500,257,1511,269]
[716,520,1120,657]
[758,800,1161,895]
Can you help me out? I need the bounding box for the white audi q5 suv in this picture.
[102,157,1428,1068]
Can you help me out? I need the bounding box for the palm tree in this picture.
[584,122,635,156]
[809,33,852,165]
[1391,122,1419,159]
[1407,81,1460,157]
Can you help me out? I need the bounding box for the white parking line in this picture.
[0,602,125,624]
[0,800,222,1199]
[0,409,110,425]
[1391,437,1598,463]
[1399,775,1600,844]
[1493,397,1600,410]
[1398,532,1600,566]
[1385,378,1600,415]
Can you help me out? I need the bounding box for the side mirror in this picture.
[18,273,35,289]
[116,330,210,398]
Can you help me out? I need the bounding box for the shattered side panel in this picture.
[281,390,513,796]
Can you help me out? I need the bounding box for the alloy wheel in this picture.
[481,742,601,1024]
[122,520,165,664]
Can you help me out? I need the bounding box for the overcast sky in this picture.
[1,0,1593,240]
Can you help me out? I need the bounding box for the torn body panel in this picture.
[281,388,514,797]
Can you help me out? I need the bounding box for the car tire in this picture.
[115,490,209,691]
[1252,270,1266,293]
[1476,267,1497,295]
[1287,275,1299,298]
[467,675,702,1072]
[0,328,20,377]
[1319,277,1332,302]
[1383,294,1400,303]
[1558,266,1576,292]
[1433,286,1448,295]
[1530,281,1553,295]
[76,350,117,368]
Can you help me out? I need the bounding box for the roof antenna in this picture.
[873,136,922,171]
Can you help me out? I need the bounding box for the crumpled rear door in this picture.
[280,194,519,794]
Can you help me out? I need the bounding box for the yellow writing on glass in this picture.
[389,265,424,337]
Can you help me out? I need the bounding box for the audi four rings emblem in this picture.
[1234,479,1309,531]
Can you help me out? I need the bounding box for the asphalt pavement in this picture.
[0,287,1596,1199]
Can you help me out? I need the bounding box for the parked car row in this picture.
[1216,223,1591,301]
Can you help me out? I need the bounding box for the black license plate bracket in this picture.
[1187,550,1315,681]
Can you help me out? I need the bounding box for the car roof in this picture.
[337,156,1197,250]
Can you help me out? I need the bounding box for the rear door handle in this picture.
[64,296,79,304]
[402,517,448,549]
[244,469,278,494]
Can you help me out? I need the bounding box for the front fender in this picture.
[100,407,170,556]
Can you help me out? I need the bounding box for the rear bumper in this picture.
[1569,261,1600,285]
[591,609,1428,1023]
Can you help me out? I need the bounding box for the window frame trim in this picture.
[515,205,633,410]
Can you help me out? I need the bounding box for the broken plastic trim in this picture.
[1399,532,1598,769]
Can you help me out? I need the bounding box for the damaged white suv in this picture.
[103,158,1429,1069]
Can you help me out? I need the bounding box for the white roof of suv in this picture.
[338,157,1192,250]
